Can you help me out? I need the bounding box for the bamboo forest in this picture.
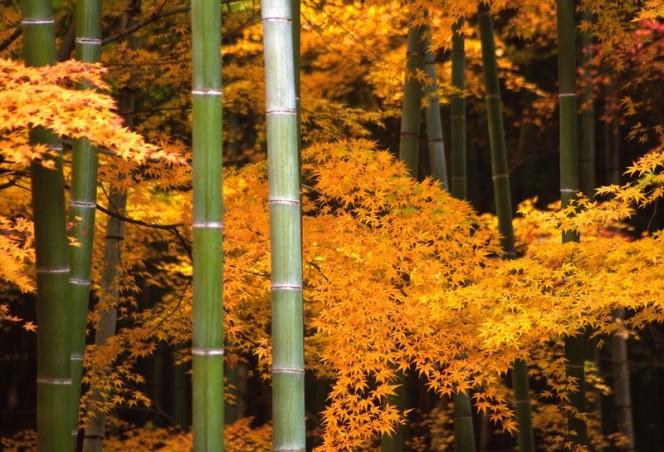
[2,0,664,450]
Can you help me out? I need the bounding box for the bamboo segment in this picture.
[453,392,476,452]
[82,190,127,452]
[555,0,587,445]
[399,25,425,178]
[478,4,535,451]
[261,0,306,449]
[191,0,224,449]
[450,20,467,200]
[422,30,449,190]
[21,0,72,450]
[68,0,103,438]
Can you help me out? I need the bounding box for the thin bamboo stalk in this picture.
[422,29,448,189]
[556,0,587,445]
[21,0,72,449]
[68,0,103,439]
[191,0,224,448]
[450,20,467,200]
[399,25,425,178]
[261,0,306,449]
[453,391,476,452]
[478,4,534,451]
[82,189,127,452]
[579,16,595,197]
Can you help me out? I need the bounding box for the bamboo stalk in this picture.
[422,29,448,190]
[556,0,587,445]
[68,0,103,439]
[21,0,72,450]
[82,189,127,452]
[191,0,224,448]
[579,15,595,197]
[453,391,477,452]
[478,4,535,451]
[450,20,467,200]
[399,25,425,178]
[261,0,306,449]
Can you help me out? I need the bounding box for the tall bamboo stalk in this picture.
[399,25,425,178]
[21,0,72,450]
[261,0,306,449]
[82,87,134,452]
[422,30,448,189]
[450,20,467,200]
[478,4,535,451]
[191,0,224,448]
[68,0,103,439]
[556,0,587,445]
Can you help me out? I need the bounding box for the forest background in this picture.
[1,0,664,450]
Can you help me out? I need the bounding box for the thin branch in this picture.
[0,27,21,53]
[102,6,189,46]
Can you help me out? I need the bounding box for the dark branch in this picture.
[0,27,21,53]
[102,6,189,46]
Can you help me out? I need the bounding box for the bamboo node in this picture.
[192,347,225,356]
[70,353,84,361]
[36,377,72,385]
[560,188,577,193]
[70,200,96,208]
[272,283,302,290]
[75,37,102,45]
[70,278,91,286]
[269,198,300,206]
[492,173,509,180]
[192,88,222,96]
[36,266,69,274]
[272,367,305,375]
[266,108,297,115]
[262,16,292,23]
[192,221,224,229]
[559,92,577,97]
[21,18,55,25]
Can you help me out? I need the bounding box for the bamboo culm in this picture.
[21,0,72,449]
[450,20,467,200]
[68,0,103,439]
[261,0,306,449]
[422,29,448,190]
[399,25,425,178]
[191,0,225,448]
[478,4,535,451]
[556,0,587,445]
[82,88,134,452]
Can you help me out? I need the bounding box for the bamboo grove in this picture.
[0,0,663,451]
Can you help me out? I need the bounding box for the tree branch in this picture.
[0,27,21,53]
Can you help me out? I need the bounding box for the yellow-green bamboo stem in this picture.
[68,0,102,439]
[21,0,72,449]
[423,30,448,189]
[399,25,425,178]
[191,0,224,448]
[261,0,306,449]
[478,4,534,451]
[556,0,587,445]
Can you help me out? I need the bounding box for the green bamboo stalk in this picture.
[191,0,224,448]
[82,189,127,452]
[68,0,103,439]
[478,4,535,451]
[422,30,448,190]
[556,0,587,445]
[399,25,425,178]
[21,0,72,450]
[453,391,476,452]
[261,0,306,449]
[450,20,467,200]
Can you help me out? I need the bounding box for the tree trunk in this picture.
[261,0,307,449]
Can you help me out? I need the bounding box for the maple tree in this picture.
[1,0,664,451]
